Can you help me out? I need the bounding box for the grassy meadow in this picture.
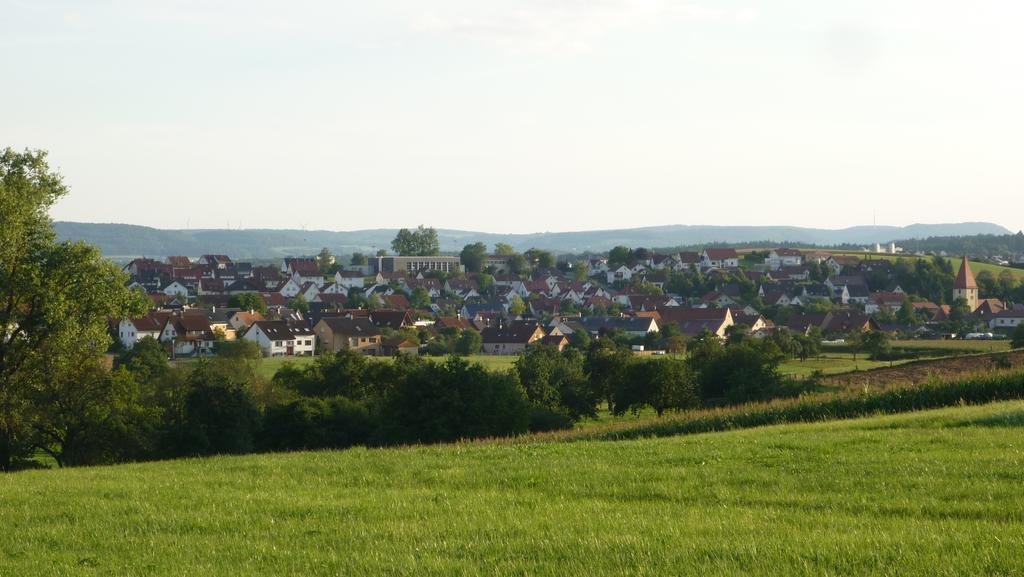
[3,401,1024,576]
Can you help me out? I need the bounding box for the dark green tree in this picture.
[1012,324,1024,350]
[460,242,488,273]
[0,148,148,470]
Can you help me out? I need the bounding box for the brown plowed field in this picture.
[822,350,1024,391]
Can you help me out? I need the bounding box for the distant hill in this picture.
[53,221,1013,260]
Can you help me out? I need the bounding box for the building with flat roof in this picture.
[375,256,463,274]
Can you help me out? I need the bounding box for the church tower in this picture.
[953,256,979,312]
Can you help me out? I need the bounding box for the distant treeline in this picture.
[895,233,1024,259]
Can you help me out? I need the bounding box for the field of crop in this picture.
[3,401,1024,576]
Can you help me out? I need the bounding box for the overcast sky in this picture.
[3,1,1022,233]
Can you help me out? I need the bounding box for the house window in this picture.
[275,341,283,347]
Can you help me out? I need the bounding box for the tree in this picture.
[288,295,310,314]
[366,293,384,311]
[350,253,369,266]
[509,295,526,317]
[410,286,431,309]
[515,346,596,420]
[494,243,516,256]
[858,331,891,361]
[694,342,784,403]
[572,261,590,283]
[1012,324,1024,350]
[608,246,632,268]
[613,358,698,417]
[117,337,169,382]
[0,148,148,470]
[524,248,555,269]
[454,330,483,355]
[460,242,488,273]
[316,248,335,274]
[228,293,267,315]
[896,296,919,326]
[165,358,261,457]
[585,340,634,410]
[508,254,529,276]
[378,357,530,444]
[391,225,440,256]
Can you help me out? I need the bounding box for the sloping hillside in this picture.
[3,402,1024,576]
[53,221,1011,259]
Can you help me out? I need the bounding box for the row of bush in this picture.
[7,331,799,468]
[584,371,1024,442]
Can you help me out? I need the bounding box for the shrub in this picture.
[259,397,374,451]
[379,357,530,444]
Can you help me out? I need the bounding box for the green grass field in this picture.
[3,401,1024,575]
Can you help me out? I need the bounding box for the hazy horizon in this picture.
[52,219,1016,236]
[4,1,1023,233]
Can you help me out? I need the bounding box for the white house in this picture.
[606,265,632,284]
[243,320,316,357]
[277,278,302,298]
[161,281,189,297]
[990,309,1024,330]
[334,270,366,290]
[118,316,163,349]
[701,248,740,269]
[765,248,804,270]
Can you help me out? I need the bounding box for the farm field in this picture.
[3,401,1024,576]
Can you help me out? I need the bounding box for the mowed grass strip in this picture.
[3,403,1024,576]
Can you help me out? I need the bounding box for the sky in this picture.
[2,0,1023,234]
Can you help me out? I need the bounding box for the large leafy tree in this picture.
[460,242,488,273]
[391,225,440,256]
[0,148,147,469]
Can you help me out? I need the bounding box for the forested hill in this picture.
[54,221,1013,260]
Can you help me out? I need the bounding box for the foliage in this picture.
[858,331,892,360]
[515,346,597,419]
[454,329,483,356]
[693,340,786,403]
[391,225,440,256]
[316,247,334,273]
[508,295,526,317]
[410,286,431,309]
[378,357,531,444]
[1012,325,1024,350]
[258,396,373,451]
[288,295,309,314]
[165,358,262,457]
[460,242,488,273]
[524,248,555,269]
[613,357,698,417]
[493,243,516,256]
[350,252,369,266]
[228,292,267,314]
[0,148,148,470]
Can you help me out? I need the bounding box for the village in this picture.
[115,245,1024,359]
